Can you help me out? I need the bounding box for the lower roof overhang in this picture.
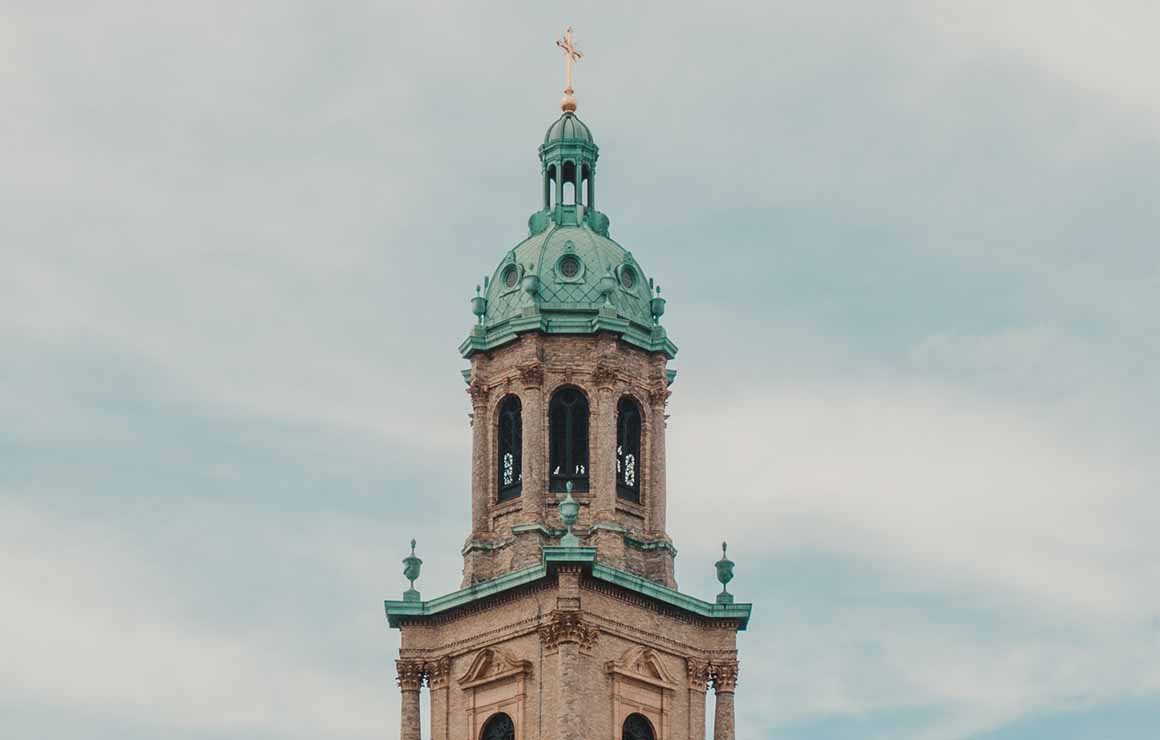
[384,546,751,630]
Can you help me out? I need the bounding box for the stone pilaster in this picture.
[519,364,546,523]
[590,364,618,525]
[646,384,670,537]
[468,381,490,535]
[687,658,709,740]
[539,601,599,740]
[426,656,451,740]
[396,659,425,740]
[710,661,738,740]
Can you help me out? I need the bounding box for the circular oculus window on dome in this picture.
[620,266,637,289]
[502,265,520,288]
[559,255,581,279]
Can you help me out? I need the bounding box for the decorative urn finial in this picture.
[402,538,423,602]
[715,541,735,604]
[471,284,487,324]
[650,284,666,324]
[559,480,580,547]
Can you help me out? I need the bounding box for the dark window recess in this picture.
[621,266,636,289]
[497,396,522,501]
[502,265,519,288]
[482,712,515,740]
[559,254,581,278]
[549,387,589,492]
[622,713,655,740]
[616,397,642,502]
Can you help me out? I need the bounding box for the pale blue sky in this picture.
[3,2,1159,739]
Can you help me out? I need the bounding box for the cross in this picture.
[556,27,583,92]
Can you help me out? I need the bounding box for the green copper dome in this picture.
[461,112,674,360]
[543,112,594,146]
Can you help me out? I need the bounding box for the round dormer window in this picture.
[620,266,636,289]
[559,255,581,279]
[502,265,520,288]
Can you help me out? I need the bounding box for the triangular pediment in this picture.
[458,647,532,688]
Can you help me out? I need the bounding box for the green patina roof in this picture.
[461,111,676,359]
[384,546,751,630]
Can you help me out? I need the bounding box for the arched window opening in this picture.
[616,397,642,502]
[547,164,558,208]
[622,713,655,740]
[561,161,577,205]
[497,396,522,502]
[481,712,515,740]
[549,387,589,492]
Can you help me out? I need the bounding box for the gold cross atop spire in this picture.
[556,27,583,112]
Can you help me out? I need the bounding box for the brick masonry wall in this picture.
[462,332,677,588]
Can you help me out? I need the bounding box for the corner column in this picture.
[468,382,490,535]
[396,659,425,740]
[711,661,738,740]
[686,658,709,740]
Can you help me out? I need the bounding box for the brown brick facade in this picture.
[396,569,738,740]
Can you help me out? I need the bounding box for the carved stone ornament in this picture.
[647,385,671,408]
[458,647,532,689]
[425,656,452,689]
[686,657,710,691]
[537,610,599,651]
[606,646,678,690]
[709,660,739,693]
[590,362,618,388]
[395,659,426,690]
[518,364,545,388]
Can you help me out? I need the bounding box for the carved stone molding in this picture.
[709,660,739,693]
[426,656,452,690]
[467,382,489,410]
[458,647,532,689]
[395,659,426,690]
[537,610,599,651]
[606,646,678,690]
[686,657,710,691]
[590,362,618,388]
[647,386,671,408]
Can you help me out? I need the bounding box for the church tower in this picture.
[386,29,751,740]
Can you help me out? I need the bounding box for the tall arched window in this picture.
[497,396,522,502]
[623,713,655,740]
[549,387,589,492]
[481,712,514,740]
[616,396,642,502]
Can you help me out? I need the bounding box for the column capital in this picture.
[709,660,739,693]
[686,657,710,691]
[395,658,426,691]
[519,364,545,388]
[426,656,452,690]
[538,610,599,651]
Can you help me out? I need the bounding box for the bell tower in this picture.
[386,29,751,740]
